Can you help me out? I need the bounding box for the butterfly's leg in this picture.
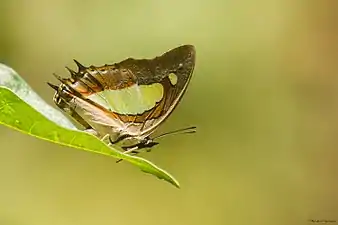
[113,137,159,163]
[115,146,140,163]
[100,134,111,143]
[123,146,140,154]
[83,129,111,144]
[104,135,140,163]
[115,142,156,163]
[118,140,158,155]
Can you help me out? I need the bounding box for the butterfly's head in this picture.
[141,136,159,148]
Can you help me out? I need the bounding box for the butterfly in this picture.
[48,45,196,158]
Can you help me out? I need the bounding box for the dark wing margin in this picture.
[112,45,196,130]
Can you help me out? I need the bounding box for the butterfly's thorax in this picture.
[48,45,195,148]
[115,135,144,148]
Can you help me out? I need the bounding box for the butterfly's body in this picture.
[48,45,196,153]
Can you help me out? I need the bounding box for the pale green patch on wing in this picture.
[88,83,164,115]
[168,73,178,86]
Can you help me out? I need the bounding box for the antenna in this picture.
[153,126,197,140]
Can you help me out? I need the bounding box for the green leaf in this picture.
[0,63,179,188]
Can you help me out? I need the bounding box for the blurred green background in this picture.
[1,0,338,224]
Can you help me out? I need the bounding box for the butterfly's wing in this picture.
[113,44,196,136]
[49,45,195,140]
